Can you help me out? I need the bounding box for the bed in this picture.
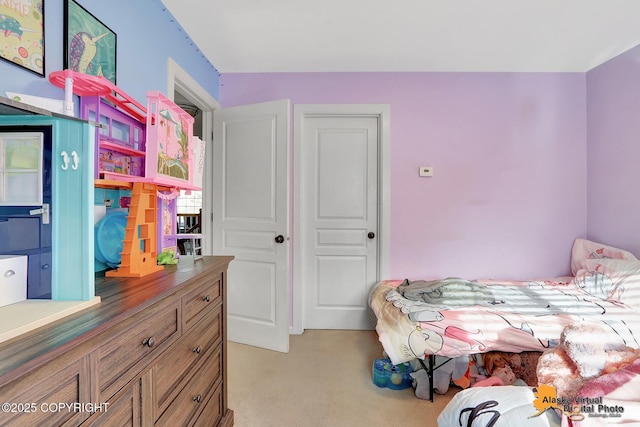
[369,239,640,366]
[370,239,640,424]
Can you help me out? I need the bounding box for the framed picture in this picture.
[64,0,116,84]
[0,1,45,76]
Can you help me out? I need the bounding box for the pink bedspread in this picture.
[369,278,640,365]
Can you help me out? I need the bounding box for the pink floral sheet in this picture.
[369,276,640,365]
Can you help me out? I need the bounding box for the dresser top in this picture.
[0,256,233,386]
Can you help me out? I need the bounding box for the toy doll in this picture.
[472,352,527,387]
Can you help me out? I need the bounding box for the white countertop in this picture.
[0,297,101,344]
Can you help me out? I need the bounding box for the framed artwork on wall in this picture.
[64,0,116,84]
[0,1,45,76]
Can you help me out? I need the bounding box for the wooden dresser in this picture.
[0,256,234,427]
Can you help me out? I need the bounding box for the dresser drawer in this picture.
[0,255,27,308]
[182,275,221,331]
[193,382,223,427]
[155,347,222,426]
[82,380,139,427]
[0,355,90,427]
[154,304,222,415]
[96,298,180,401]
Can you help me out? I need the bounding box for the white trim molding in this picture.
[166,58,220,256]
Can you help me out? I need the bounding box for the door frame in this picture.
[166,57,219,255]
[292,104,391,334]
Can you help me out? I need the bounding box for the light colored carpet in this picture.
[227,330,457,427]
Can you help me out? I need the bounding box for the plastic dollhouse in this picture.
[49,69,203,277]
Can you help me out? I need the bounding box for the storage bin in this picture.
[372,358,413,390]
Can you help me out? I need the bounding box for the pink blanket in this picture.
[563,360,640,426]
[534,320,640,426]
[369,278,640,365]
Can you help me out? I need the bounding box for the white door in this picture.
[300,115,379,329]
[212,100,290,353]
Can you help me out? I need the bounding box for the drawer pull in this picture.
[193,346,202,354]
[142,336,155,348]
[203,295,211,303]
[193,394,202,403]
[4,270,15,278]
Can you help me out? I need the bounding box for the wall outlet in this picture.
[419,166,433,177]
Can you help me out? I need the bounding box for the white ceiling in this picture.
[160,0,640,73]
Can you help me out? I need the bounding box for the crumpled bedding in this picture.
[371,240,640,367]
[397,278,494,306]
[395,278,609,318]
[370,277,640,365]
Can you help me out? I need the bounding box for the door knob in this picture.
[275,235,285,244]
[368,232,375,239]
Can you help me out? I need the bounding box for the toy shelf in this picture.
[90,99,147,179]
[99,139,146,157]
[101,171,147,182]
[94,179,133,190]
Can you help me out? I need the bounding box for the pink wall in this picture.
[220,72,587,280]
[587,45,640,256]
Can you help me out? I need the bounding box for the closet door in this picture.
[300,114,379,330]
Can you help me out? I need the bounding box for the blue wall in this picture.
[0,0,219,104]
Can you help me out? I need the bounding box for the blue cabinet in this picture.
[0,112,95,301]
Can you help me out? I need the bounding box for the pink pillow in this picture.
[570,239,637,276]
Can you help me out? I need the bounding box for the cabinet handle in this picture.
[61,151,70,170]
[4,270,15,278]
[193,346,202,354]
[193,395,202,403]
[142,337,155,348]
[202,295,211,303]
[71,151,79,170]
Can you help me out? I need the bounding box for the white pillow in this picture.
[575,258,640,305]
[570,239,637,276]
[437,386,561,427]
